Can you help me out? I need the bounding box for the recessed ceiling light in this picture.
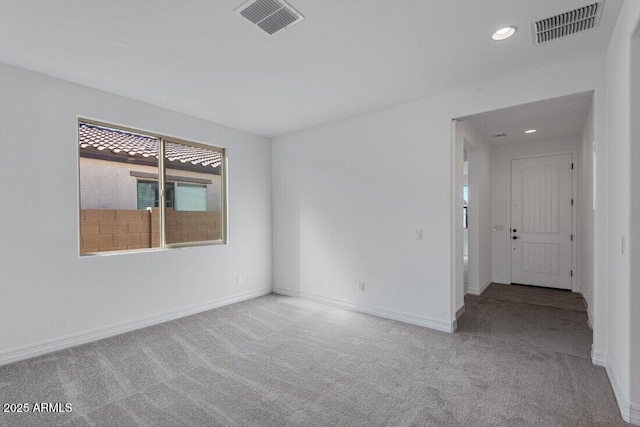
[525,129,537,134]
[492,26,518,41]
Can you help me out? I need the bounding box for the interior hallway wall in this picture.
[630,32,640,425]
[578,104,595,324]
[457,121,492,301]
[603,0,640,422]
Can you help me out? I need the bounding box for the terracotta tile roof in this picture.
[79,123,222,168]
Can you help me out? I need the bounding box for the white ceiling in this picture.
[465,93,593,146]
[0,0,622,137]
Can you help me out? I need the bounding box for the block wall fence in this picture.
[80,208,222,254]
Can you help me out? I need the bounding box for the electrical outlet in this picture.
[415,229,423,240]
[358,282,365,292]
[236,275,243,284]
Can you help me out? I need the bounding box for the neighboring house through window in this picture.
[78,120,226,255]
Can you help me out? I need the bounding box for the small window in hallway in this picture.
[463,185,469,229]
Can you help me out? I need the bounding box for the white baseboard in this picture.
[466,279,492,296]
[492,279,510,285]
[586,304,593,329]
[273,287,456,333]
[456,305,465,321]
[0,287,272,367]
[591,348,608,367]
[479,279,491,294]
[632,405,640,426]
[591,348,639,425]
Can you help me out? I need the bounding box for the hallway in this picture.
[458,283,624,425]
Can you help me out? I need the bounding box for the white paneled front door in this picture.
[510,154,573,289]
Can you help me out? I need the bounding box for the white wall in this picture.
[604,1,640,423]
[605,1,640,423]
[578,105,595,323]
[490,137,580,285]
[272,101,455,331]
[272,52,607,333]
[0,62,272,364]
[458,121,492,299]
[631,33,640,426]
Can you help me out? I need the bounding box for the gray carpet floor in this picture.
[0,284,626,426]
[479,283,588,311]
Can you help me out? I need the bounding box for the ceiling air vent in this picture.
[234,0,304,36]
[531,2,603,45]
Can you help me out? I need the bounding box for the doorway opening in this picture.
[452,92,596,326]
[463,150,469,292]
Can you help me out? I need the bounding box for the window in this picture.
[463,186,469,229]
[78,120,226,255]
[137,181,175,209]
[175,183,207,211]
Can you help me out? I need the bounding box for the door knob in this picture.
[512,229,517,233]
[512,236,519,240]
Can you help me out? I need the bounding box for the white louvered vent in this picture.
[234,0,304,36]
[531,2,603,45]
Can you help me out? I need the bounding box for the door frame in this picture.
[506,150,578,292]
